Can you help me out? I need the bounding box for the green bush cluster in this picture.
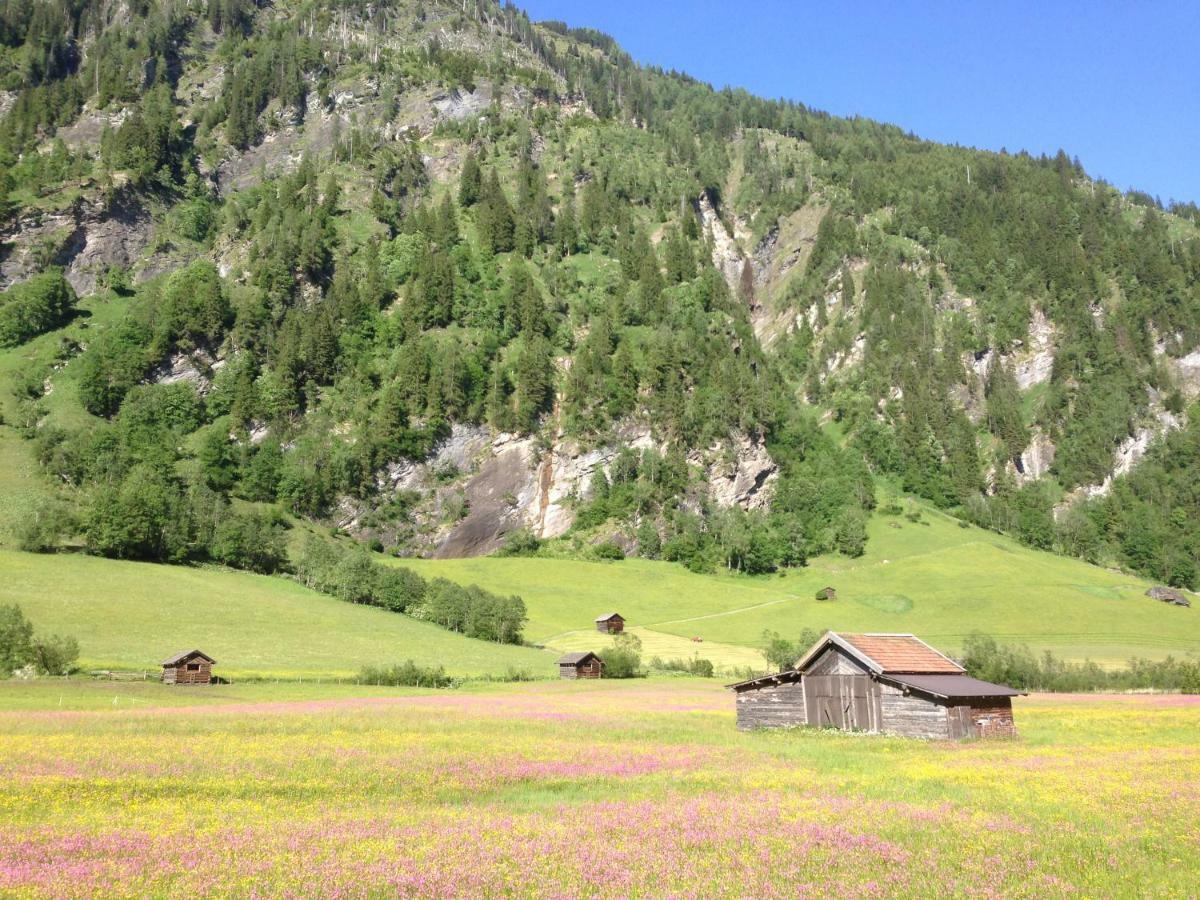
[0,604,79,677]
[297,538,527,645]
[962,634,1200,693]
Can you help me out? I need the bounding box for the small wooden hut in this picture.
[728,632,1023,739]
[559,651,603,679]
[594,612,625,634]
[814,586,837,601]
[161,650,216,685]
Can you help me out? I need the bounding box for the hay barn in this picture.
[815,586,837,601]
[559,651,603,679]
[594,612,625,634]
[728,632,1023,739]
[161,650,216,685]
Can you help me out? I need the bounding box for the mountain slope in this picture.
[0,0,1197,597]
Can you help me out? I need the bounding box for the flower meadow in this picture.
[1,681,1198,897]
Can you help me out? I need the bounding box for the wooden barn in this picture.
[814,586,837,601]
[728,632,1023,739]
[594,612,625,634]
[161,650,216,685]
[559,651,603,679]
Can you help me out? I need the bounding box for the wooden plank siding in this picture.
[879,683,952,739]
[735,680,806,730]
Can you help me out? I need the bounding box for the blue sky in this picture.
[518,1,1200,205]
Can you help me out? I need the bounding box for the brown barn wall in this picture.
[879,684,951,739]
[734,680,806,730]
[968,700,1016,738]
[559,665,578,680]
[577,660,602,678]
[163,662,212,685]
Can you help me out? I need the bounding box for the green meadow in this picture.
[2,680,1197,895]
[393,504,1197,667]
[0,550,556,678]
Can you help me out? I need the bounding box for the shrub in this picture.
[0,269,77,347]
[358,661,454,688]
[496,528,542,557]
[593,541,626,561]
[650,655,714,677]
[602,632,643,678]
[15,499,73,553]
[0,604,79,676]
[210,510,288,574]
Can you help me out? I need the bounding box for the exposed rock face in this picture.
[432,85,492,122]
[1013,308,1056,390]
[150,348,225,395]
[1169,348,1200,397]
[1069,401,1182,503]
[357,420,777,558]
[1015,429,1056,483]
[697,191,744,295]
[0,190,152,295]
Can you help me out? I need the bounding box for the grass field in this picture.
[0,550,556,678]
[394,505,1200,666]
[1,679,1197,896]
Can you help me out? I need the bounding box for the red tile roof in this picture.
[836,633,963,674]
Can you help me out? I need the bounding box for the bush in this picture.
[962,633,1200,693]
[593,540,625,561]
[15,499,73,553]
[358,660,454,688]
[210,510,287,574]
[0,604,79,676]
[602,632,643,678]
[30,634,79,676]
[496,528,542,557]
[0,269,77,347]
[650,655,714,677]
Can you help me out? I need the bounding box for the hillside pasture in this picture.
[0,680,1196,896]
[396,506,1198,664]
[0,550,556,678]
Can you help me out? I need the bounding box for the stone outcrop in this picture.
[353,420,778,558]
[0,189,152,296]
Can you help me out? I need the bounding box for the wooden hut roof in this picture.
[794,632,963,675]
[161,649,216,666]
[725,669,803,691]
[559,651,600,665]
[880,673,1026,699]
[594,612,623,622]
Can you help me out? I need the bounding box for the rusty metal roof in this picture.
[558,652,600,665]
[881,673,1025,699]
[161,649,215,666]
[832,633,963,674]
[594,613,623,622]
[790,632,964,674]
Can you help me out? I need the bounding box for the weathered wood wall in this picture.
[596,619,624,634]
[879,683,950,739]
[559,660,602,679]
[734,679,806,730]
[162,662,212,685]
[967,700,1016,738]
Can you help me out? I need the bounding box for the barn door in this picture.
[948,705,972,740]
[844,676,871,731]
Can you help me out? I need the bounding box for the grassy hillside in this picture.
[0,550,556,678]
[393,504,1199,665]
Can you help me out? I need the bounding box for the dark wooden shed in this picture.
[814,586,837,601]
[559,651,603,679]
[594,612,625,634]
[161,649,216,685]
[728,632,1023,739]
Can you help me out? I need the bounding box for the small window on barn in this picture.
[186,663,201,671]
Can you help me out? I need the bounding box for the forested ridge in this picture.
[1,0,1197,589]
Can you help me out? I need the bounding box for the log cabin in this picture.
[161,649,216,685]
[594,612,625,634]
[558,651,603,679]
[728,632,1023,739]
